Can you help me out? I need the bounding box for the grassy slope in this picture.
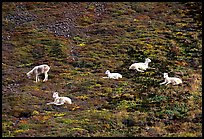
[2,2,202,137]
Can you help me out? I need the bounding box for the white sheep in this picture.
[26,64,50,82]
[103,70,122,79]
[47,92,72,105]
[129,58,151,72]
[160,73,182,85]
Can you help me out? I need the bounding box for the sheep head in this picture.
[53,92,59,98]
[26,72,31,78]
[145,58,151,63]
[105,70,110,74]
[163,73,168,78]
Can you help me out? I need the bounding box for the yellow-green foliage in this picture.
[54,113,66,117]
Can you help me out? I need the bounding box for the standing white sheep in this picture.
[26,64,50,82]
[160,73,182,85]
[103,70,122,79]
[129,58,151,72]
[47,92,72,105]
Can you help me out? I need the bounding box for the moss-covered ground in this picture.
[2,2,202,137]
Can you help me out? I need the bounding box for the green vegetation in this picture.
[2,2,202,137]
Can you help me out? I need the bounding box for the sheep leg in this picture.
[37,76,40,82]
[47,102,55,105]
[54,98,65,105]
[173,82,178,85]
[165,81,170,85]
[43,72,48,82]
[160,81,166,85]
[47,99,64,105]
[136,68,144,72]
[47,102,64,105]
[35,75,39,82]
[52,100,64,105]
[113,76,118,79]
[54,102,65,105]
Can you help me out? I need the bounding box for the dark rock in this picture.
[122,118,135,127]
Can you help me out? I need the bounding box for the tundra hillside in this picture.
[2,2,202,137]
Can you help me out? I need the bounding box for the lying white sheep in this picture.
[129,58,151,72]
[47,92,72,105]
[160,73,182,85]
[103,70,122,79]
[26,64,50,82]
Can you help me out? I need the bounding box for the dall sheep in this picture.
[129,58,151,72]
[160,73,182,85]
[47,92,72,105]
[103,70,122,79]
[26,64,50,82]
